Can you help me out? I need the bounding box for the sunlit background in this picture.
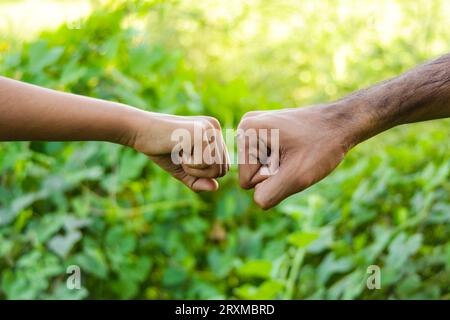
[0,0,449,300]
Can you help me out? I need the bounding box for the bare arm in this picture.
[0,76,229,191]
[337,52,450,146]
[0,76,151,145]
[238,53,450,209]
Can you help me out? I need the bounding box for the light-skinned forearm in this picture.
[0,76,147,146]
[0,76,229,192]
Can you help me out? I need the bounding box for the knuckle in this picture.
[243,111,259,119]
[211,165,222,178]
[239,175,253,189]
[198,165,220,179]
[218,164,228,177]
[203,171,216,179]
[203,116,221,130]
[218,168,227,178]
[240,180,252,190]
[198,119,211,131]
[238,117,254,131]
[254,193,271,210]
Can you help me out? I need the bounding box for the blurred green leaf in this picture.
[234,280,284,299]
[237,260,272,279]
[288,232,319,249]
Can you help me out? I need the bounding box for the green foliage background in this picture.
[0,0,449,299]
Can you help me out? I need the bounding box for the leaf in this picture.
[0,208,13,226]
[208,249,235,279]
[234,280,284,299]
[105,226,136,256]
[43,284,88,300]
[163,266,187,287]
[60,61,88,86]
[307,227,334,254]
[27,215,65,243]
[386,233,422,270]
[237,260,272,279]
[317,253,353,285]
[28,41,64,73]
[118,148,148,187]
[382,233,423,286]
[327,270,366,300]
[62,216,91,231]
[288,231,320,249]
[11,191,48,213]
[73,247,108,279]
[48,231,82,258]
[1,270,35,300]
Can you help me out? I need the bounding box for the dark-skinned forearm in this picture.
[326,53,450,147]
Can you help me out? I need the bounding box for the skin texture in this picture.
[238,53,450,210]
[0,76,229,192]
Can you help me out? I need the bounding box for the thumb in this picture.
[191,178,219,192]
[253,165,297,210]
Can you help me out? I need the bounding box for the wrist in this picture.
[111,104,150,149]
[125,110,180,156]
[321,93,398,149]
[317,99,380,150]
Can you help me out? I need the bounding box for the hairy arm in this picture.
[238,53,450,209]
[335,53,450,146]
